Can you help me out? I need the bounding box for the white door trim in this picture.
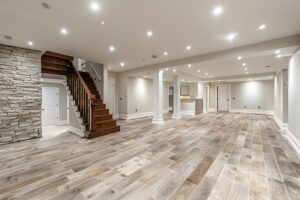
[205,85,210,112]
[215,84,231,112]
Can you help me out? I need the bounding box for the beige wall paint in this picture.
[288,48,300,141]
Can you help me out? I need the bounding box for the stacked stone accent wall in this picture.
[0,44,42,145]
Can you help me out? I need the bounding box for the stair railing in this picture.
[67,63,96,132]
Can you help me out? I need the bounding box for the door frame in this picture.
[214,84,231,112]
[108,78,116,115]
[205,85,210,112]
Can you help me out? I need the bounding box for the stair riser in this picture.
[94,104,106,109]
[86,126,120,139]
[94,115,112,121]
[94,121,116,129]
[94,110,109,115]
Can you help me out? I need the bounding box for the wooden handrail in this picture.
[73,65,97,100]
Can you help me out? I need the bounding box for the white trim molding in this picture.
[68,126,84,137]
[229,109,274,115]
[281,130,300,157]
[273,115,289,131]
[116,109,169,120]
[180,110,195,116]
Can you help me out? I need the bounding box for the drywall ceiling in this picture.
[1,0,300,74]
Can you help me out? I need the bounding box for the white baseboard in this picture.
[180,110,195,116]
[229,109,274,115]
[280,130,300,157]
[116,109,169,120]
[273,115,288,131]
[68,126,84,137]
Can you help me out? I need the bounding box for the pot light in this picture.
[227,33,237,42]
[28,41,34,46]
[210,75,213,78]
[244,67,248,71]
[108,67,111,70]
[120,62,125,67]
[163,52,168,56]
[213,6,223,16]
[186,45,191,50]
[173,69,176,72]
[197,70,201,73]
[109,46,115,52]
[275,50,281,54]
[147,31,153,37]
[205,73,209,76]
[276,54,282,58]
[259,24,266,30]
[237,56,243,60]
[100,20,105,25]
[242,63,247,66]
[246,72,249,74]
[90,2,100,11]
[61,28,68,35]
[188,64,192,68]
[165,68,169,71]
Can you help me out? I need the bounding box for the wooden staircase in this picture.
[41,51,120,139]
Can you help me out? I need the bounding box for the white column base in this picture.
[172,113,182,119]
[152,117,164,124]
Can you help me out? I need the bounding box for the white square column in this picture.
[152,70,164,124]
[172,75,182,119]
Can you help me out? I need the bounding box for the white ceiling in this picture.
[1,0,300,76]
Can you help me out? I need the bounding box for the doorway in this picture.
[169,86,174,112]
[107,78,116,115]
[205,85,209,112]
[216,85,230,112]
[42,87,59,126]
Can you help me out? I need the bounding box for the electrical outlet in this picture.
[135,109,138,112]
[244,106,247,109]
[258,106,261,109]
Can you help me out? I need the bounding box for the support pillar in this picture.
[172,75,182,119]
[152,70,164,124]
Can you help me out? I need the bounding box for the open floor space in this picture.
[1,113,300,200]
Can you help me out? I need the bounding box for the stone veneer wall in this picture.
[0,44,42,145]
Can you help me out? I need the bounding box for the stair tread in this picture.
[94,119,116,124]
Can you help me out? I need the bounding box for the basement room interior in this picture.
[0,0,300,199]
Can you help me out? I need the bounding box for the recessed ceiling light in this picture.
[237,56,243,60]
[210,75,213,78]
[205,73,209,76]
[108,67,111,70]
[163,52,168,56]
[90,2,100,11]
[276,54,282,58]
[120,62,125,66]
[61,28,68,35]
[244,67,248,71]
[165,68,169,71]
[109,46,115,52]
[188,64,192,68]
[242,63,247,66]
[227,33,237,42]
[246,72,249,74]
[173,69,176,72]
[197,70,201,73]
[275,50,281,54]
[213,6,223,16]
[100,20,105,25]
[259,24,266,30]
[147,31,153,37]
[186,45,191,50]
[28,41,34,46]
[182,79,185,82]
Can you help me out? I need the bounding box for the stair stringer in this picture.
[63,81,86,137]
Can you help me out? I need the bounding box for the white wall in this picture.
[288,49,300,141]
[274,70,288,124]
[231,80,274,111]
[127,77,170,115]
[208,80,274,112]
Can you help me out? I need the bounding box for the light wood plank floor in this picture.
[0,113,300,200]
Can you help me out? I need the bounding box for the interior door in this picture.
[217,85,229,112]
[107,78,115,115]
[169,86,174,112]
[42,87,59,127]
